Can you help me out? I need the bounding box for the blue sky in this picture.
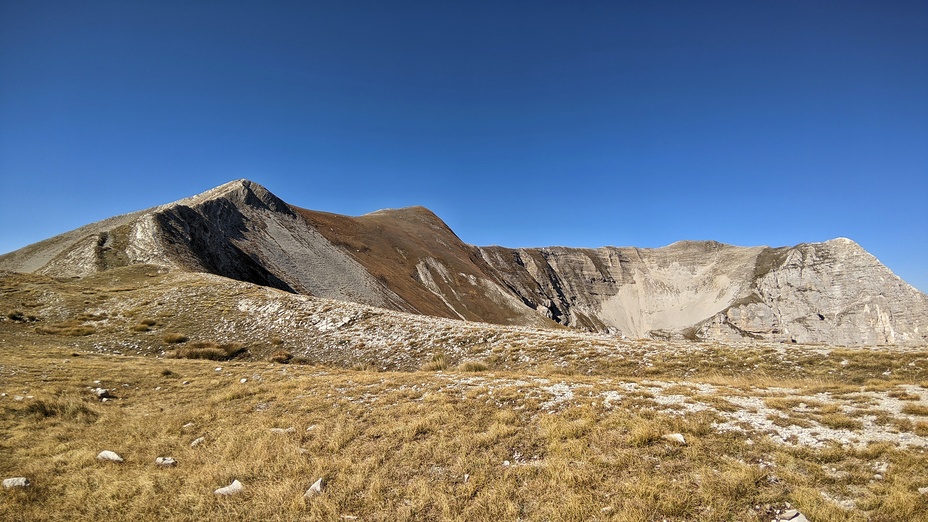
[1,1,926,292]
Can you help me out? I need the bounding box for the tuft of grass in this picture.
[457,360,489,372]
[20,397,98,423]
[421,352,449,371]
[901,404,928,416]
[270,350,293,364]
[35,321,96,336]
[162,332,188,344]
[167,341,247,361]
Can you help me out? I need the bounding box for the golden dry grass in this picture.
[1,342,927,521]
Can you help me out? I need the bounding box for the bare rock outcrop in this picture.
[2,179,925,346]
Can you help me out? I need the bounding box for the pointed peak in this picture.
[164,179,292,215]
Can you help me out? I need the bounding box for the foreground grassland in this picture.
[2,342,928,521]
[2,267,928,520]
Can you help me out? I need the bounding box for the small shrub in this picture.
[270,350,293,364]
[139,318,157,326]
[160,368,177,377]
[270,336,283,346]
[7,311,25,322]
[162,333,188,344]
[131,324,151,332]
[457,360,489,372]
[422,352,449,371]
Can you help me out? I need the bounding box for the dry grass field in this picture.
[2,267,928,520]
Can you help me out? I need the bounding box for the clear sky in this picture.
[1,1,926,292]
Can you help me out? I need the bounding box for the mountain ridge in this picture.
[1,179,925,345]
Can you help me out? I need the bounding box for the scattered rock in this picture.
[181,422,195,430]
[91,387,112,400]
[190,437,205,448]
[463,474,469,483]
[214,479,243,496]
[303,478,324,500]
[2,477,30,489]
[214,367,222,372]
[155,457,177,467]
[13,396,24,401]
[306,424,317,431]
[502,460,511,467]
[270,427,296,434]
[239,378,247,384]
[97,450,124,462]
[778,509,810,522]
[182,381,190,385]
[918,486,928,495]
[662,433,686,445]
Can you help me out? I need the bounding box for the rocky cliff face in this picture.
[2,180,925,345]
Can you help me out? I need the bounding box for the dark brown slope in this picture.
[296,206,555,327]
[2,179,925,345]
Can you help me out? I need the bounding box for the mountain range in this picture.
[2,179,925,346]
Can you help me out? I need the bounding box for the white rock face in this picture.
[480,239,928,345]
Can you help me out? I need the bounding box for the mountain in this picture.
[2,179,926,345]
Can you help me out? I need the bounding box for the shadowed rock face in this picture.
[2,180,926,345]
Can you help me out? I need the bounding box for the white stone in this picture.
[303,478,324,500]
[662,433,686,444]
[155,457,176,467]
[97,450,123,462]
[190,437,205,448]
[270,427,296,434]
[214,479,243,496]
[2,477,30,489]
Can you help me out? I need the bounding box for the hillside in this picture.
[1,179,926,345]
[1,266,927,520]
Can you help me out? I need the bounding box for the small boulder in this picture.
[662,433,686,445]
[2,477,30,489]
[91,388,112,400]
[155,457,177,467]
[97,450,124,462]
[190,437,205,448]
[214,479,243,496]
[778,509,810,522]
[303,478,324,500]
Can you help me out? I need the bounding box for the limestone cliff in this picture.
[2,180,925,345]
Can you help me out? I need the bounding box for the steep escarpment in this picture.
[2,179,925,345]
[479,241,768,339]
[700,239,928,345]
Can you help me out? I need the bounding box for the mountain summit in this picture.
[2,180,926,345]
